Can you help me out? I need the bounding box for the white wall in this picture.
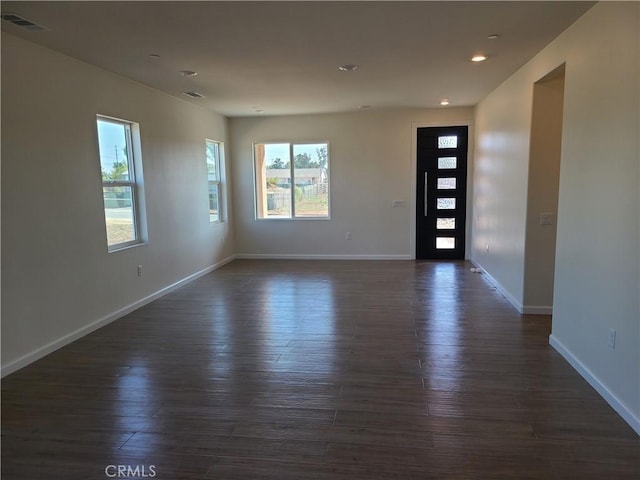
[1,33,235,374]
[473,2,639,432]
[472,65,532,308]
[230,108,474,259]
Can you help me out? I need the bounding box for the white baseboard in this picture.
[468,259,552,316]
[1,255,236,378]
[549,334,640,435]
[468,257,523,313]
[235,253,412,260]
[522,305,553,315]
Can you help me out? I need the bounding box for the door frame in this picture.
[409,121,474,260]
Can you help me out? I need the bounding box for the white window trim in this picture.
[253,141,331,220]
[206,139,224,224]
[97,114,147,252]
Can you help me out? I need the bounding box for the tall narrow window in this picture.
[254,142,329,219]
[206,140,222,223]
[96,116,145,251]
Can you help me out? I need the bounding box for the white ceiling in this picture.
[1,1,595,117]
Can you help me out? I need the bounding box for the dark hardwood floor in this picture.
[2,260,638,479]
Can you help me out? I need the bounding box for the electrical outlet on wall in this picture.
[137,265,143,277]
[608,328,616,349]
[345,232,352,240]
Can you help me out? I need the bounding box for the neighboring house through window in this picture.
[254,142,329,219]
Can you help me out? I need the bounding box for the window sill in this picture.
[255,216,331,221]
[108,240,147,253]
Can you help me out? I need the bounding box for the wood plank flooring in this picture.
[2,260,638,479]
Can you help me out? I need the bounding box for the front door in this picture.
[416,126,468,259]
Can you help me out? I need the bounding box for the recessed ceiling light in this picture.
[471,55,488,62]
[148,53,161,58]
[440,98,450,106]
[487,34,500,40]
[179,70,198,77]
[338,64,359,72]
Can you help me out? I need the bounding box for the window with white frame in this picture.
[254,142,329,219]
[206,139,223,223]
[96,115,146,251]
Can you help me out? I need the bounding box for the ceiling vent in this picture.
[1,13,47,31]
[183,91,205,99]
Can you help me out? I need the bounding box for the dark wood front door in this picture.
[416,126,468,259]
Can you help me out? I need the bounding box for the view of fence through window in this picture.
[254,142,329,218]
[96,117,138,248]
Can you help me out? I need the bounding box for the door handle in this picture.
[424,172,428,216]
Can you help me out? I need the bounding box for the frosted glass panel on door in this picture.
[437,178,456,189]
[437,218,455,229]
[438,157,457,169]
[437,198,456,209]
[436,237,455,249]
[438,136,457,149]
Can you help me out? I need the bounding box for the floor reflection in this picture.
[112,362,157,459]
[416,262,463,395]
